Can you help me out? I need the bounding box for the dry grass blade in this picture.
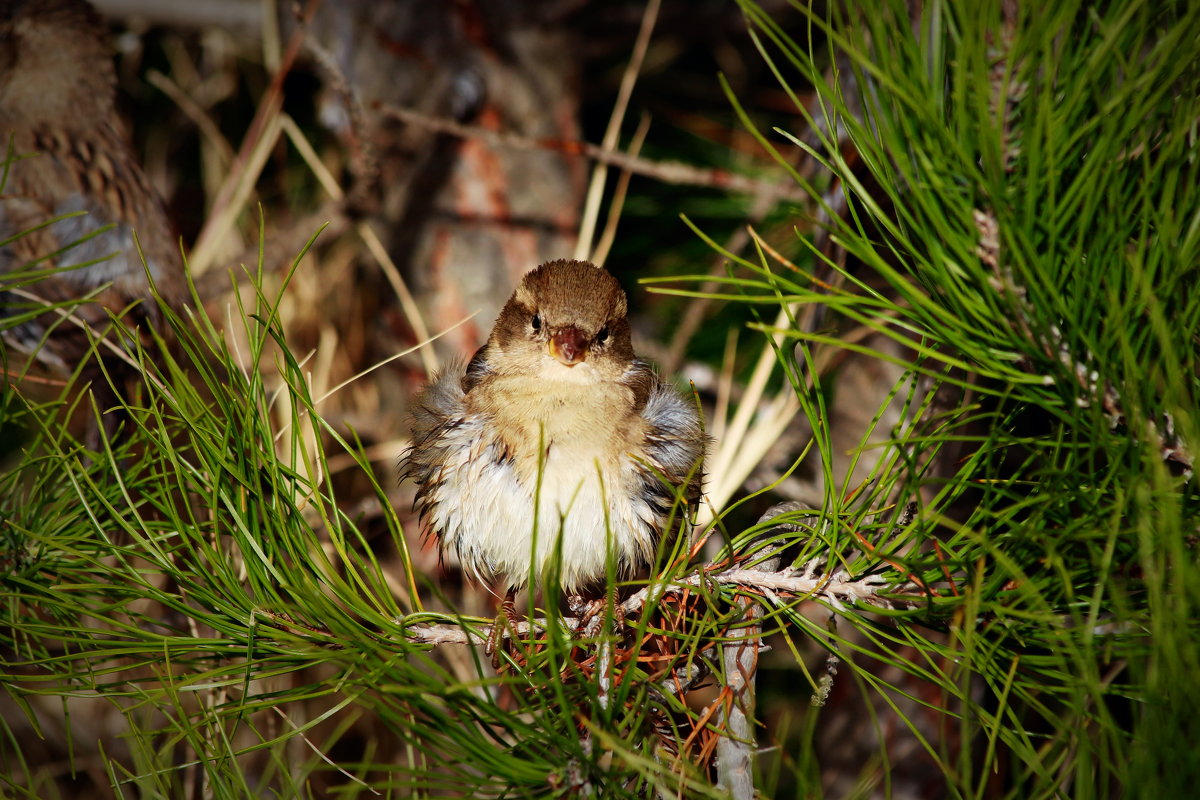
[591,112,652,268]
[699,301,803,526]
[574,0,662,262]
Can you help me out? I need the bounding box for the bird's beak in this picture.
[548,327,589,366]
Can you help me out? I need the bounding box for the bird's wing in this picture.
[401,360,471,485]
[461,343,493,392]
[630,360,706,508]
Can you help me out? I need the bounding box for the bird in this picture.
[401,259,705,643]
[0,0,182,387]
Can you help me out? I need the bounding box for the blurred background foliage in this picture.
[3,0,1199,798]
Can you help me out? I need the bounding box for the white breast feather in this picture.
[427,388,660,592]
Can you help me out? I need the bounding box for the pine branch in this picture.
[381,565,925,648]
[716,504,792,799]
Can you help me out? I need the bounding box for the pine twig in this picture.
[977,207,1194,477]
[385,562,925,647]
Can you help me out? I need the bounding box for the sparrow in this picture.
[0,0,182,379]
[402,259,704,609]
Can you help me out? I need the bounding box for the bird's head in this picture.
[489,259,636,383]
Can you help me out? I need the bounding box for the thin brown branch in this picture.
[188,0,324,276]
[375,103,807,203]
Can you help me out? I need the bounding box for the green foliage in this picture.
[0,227,725,797]
[3,1,1199,797]
[682,0,1198,796]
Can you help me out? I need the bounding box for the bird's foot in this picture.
[569,593,625,640]
[485,591,521,670]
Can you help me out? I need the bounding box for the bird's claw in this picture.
[570,594,625,639]
[485,592,521,670]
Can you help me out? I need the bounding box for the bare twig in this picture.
[376,103,806,203]
[387,564,924,647]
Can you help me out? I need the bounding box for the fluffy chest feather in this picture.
[426,371,660,591]
[474,370,643,481]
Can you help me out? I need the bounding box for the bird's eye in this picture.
[596,326,609,344]
[531,313,541,332]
